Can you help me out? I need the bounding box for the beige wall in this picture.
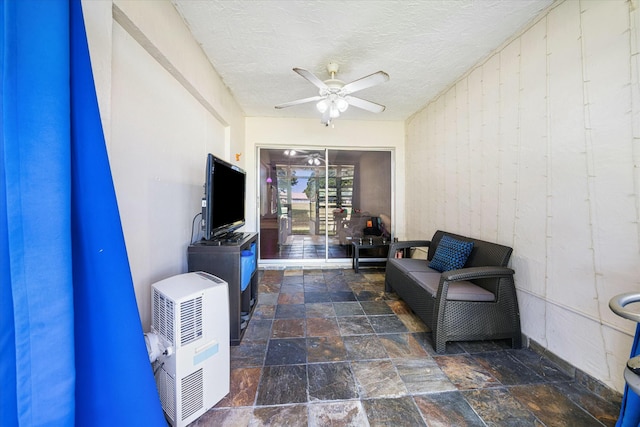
[82,0,245,331]
[405,0,639,392]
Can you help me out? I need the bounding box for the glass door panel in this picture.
[327,150,391,259]
[259,148,392,263]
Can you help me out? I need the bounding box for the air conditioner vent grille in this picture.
[153,290,174,345]
[181,369,203,421]
[195,271,224,284]
[157,368,176,424]
[180,296,203,346]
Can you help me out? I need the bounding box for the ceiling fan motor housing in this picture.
[326,62,340,75]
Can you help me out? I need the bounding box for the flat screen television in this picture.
[202,153,246,240]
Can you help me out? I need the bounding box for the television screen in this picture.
[202,153,246,240]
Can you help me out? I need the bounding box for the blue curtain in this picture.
[618,324,640,427]
[1,0,165,425]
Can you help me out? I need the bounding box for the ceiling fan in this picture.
[275,62,389,126]
[282,149,325,165]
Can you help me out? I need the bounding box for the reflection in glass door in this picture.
[259,148,392,263]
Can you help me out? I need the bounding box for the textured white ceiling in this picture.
[172,0,554,122]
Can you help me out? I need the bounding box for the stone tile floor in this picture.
[190,268,620,426]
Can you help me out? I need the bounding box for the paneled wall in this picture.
[405,0,639,392]
[83,0,245,330]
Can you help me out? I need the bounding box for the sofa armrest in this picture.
[387,240,431,260]
[442,266,515,282]
[436,266,515,303]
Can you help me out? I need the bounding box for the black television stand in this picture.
[199,231,248,245]
[188,232,258,345]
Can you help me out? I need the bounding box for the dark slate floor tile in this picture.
[308,401,369,426]
[343,334,389,360]
[270,318,305,339]
[274,303,306,319]
[351,360,407,398]
[251,304,275,320]
[386,299,412,315]
[264,338,307,365]
[252,405,308,427]
[330,291,357,302]
[305,302,335,318]
[305,291,333,303]
[277,292,304,305]
[192,407,252,426]
[378,333,428,358]
[333,302,365,317]
[308,362,358,401]
[472,351,544,385]
[368,315,409,334]
[354,289,388,301]
[255,365,307,405]
[215,367,261,408]
[414,391,485,427]
[393,358,456,394]
[282,276,304,285]
[304,269,324,277]
[463,387,539,426]
[337,316,375,336]
[259,271,283,285]
[303,277,327,286]
[362,396,427,427]
[241,319,272,343]
[326,281,352,292]
[306,317,340,337]
[256,292,278,306]
[434,354,501,390]
[507,347,572,382]
[397,313,429,332]
[230,342,266,369]
[307,336,348,363]
[280,283,305,293]
[360,301,394,315]
[258,282,281,294]
[552,381,620,426]
[509,383,612,427]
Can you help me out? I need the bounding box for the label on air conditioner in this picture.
[193,340,219,365]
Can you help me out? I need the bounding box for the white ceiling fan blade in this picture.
[342,71,389,94]
[293,68,329,90]
[344,95,386,113]
[275,95,324,109]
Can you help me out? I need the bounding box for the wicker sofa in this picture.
[385,230,521,353]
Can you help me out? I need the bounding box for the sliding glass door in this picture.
[259,148,391,263]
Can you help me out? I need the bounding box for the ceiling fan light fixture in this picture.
[316,100,328,113]
[336,98,349,113]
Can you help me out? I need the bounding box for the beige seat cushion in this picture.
[408,271,495,302]
[388,258,433,275]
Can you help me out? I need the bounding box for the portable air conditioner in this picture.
[149,272,229,427]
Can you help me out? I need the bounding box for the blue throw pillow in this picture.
[428,236,474,272]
